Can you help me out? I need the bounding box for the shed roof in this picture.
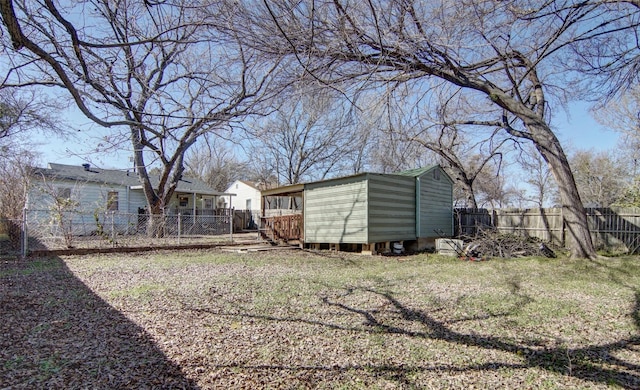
[394,166,437,177]
[262,165,451,196]
[31,163,224,196]
[261,183,305,197]
[394,165,454,183]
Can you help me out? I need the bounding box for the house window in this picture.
[204,198,213,209]
[107,191,119,211]
[246,199,252,210]
[433,169,441,181]
[56,187,72,200]
[178,195,189,207]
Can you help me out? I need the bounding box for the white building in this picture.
[222,180,261,211]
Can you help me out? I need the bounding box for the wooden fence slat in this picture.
[455,207,640,253]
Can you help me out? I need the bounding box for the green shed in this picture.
[261,165,453,254]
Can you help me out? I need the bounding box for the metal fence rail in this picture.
[18,209,235,253]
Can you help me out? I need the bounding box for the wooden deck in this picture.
[261,214,303,243]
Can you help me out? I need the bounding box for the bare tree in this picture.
[593,85,640,164]
[0,0,284,235]
[0,88,67,154]
[570,149,629,207]
[566,0,640,95]
[374,84,517,208]
[184,136,248,192]
[411,126,504,208]
[248,87,360,185]
[229,0,640,258]
[0,149,37,218]
[29,170,85,248]
[516,144,559,208]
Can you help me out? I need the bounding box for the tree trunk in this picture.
[528,123,596,259]
[147,203,165,238]
[457,176,479,209]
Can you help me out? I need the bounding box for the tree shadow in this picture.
[193,267,640,388]
[317,283,640,388]
[0,256,198,389]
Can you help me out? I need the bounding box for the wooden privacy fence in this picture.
[455,207,640,253]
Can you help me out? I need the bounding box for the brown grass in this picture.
[1,250,639,389]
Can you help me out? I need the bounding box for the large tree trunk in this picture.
[483,83,598,259]
[451,171,478,208]
[147,204,165,238]
[528,123,597,259]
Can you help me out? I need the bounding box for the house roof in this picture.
[31,163,224,196]
[225,180,261,192]
[238,180,260,190]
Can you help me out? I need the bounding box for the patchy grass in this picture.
[1,250,639,389]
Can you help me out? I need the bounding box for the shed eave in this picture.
[261,183,305,197]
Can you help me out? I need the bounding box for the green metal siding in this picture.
[419,168,454,237]
[368,174,416,242]
[302,167,453,245]
[304,175,369,243]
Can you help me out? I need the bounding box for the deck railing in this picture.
[261,213,303,242]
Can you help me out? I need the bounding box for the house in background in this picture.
[222,180,265,229]
[222,180,261,211]
[261,165,454,254]
[28,162,227,217]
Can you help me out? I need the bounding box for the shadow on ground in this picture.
[0,256,198,389]
[320,286,640,388]
[198,259,640,388]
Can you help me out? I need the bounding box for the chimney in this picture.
[82,163,90,171]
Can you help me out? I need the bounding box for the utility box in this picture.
[436,238,463,256]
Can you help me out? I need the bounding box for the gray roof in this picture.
[31,163,224,196]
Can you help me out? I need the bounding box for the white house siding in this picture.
[223,181,261,211]
[418,167,454,237]
[128,190,147,213]
[304,176,369,244]
[367,174,416,243]
[29,179,131,213]
[27,179,135,236]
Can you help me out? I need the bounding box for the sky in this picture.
[34,100,619,171]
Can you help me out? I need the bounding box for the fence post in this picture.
[21,207,28,259]
[108,211,113,246]
[230,207,234,243]
[177,213,181,244]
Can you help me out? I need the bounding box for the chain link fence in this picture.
[14,209,236,253]
[0,217,23,256]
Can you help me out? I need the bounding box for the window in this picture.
[204,198,213,209]
[246,199,252,210]
[178,195,189,207]
[56,187,71,200]
[107,191,119,211]
[433,169,441,181]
